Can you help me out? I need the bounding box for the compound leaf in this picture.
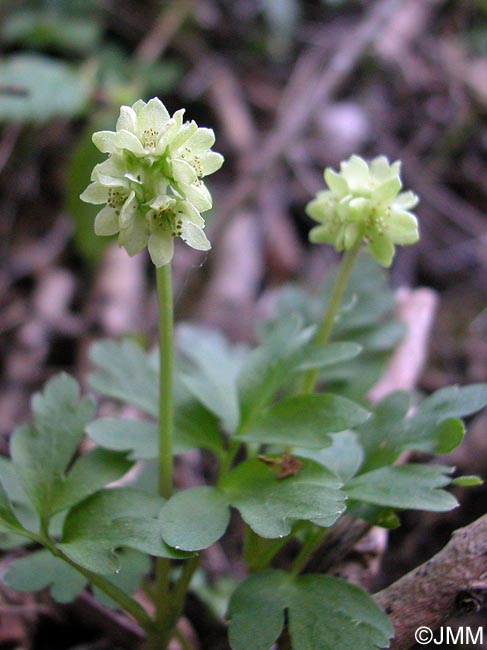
[178,324,247,433]
[346,464,458,512]
[159,486,230,551]
[227,570,393,650]
[59,488,189,574]
[222,458,345,538]
[4,549,87,603]
[89,339,158,417]
[239,394,370,448]
[10,374,94,521]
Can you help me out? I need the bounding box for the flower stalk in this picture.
[300,239,362,394]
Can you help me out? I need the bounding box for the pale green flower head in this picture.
[306,154,419,267]
[80,97,223,267]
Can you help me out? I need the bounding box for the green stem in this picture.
[170,555,199,623]
[39,536,154,632]
[300,241,362,394]
[156,263,174,500]
[289,527,328,576]
[153,263,175,644]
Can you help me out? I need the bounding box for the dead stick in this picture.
[375,514,487,650]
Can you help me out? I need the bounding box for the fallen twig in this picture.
[375,513,487,650]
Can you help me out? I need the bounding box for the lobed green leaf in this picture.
[227,569,393,650]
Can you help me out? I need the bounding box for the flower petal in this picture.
[367,235,395,267]
[148,229,174,267]
[94,206,120,236]
[119,190,137,228]
[369,156,393,182]
[179,182,212,211]
[150,195,175,211]
[324,168,348,196]
[372,177,402,202]
[389,210,419,244]
[172,158,198,184]
[137,97,171,133]
[116,106,137,132]
[92,130,117,154]
[180,221,211,251]
[178,200,204,227]
[341,155,370,189]
[393,191,419,211]
[200,151,224,176]
[113,130,146,156]
[80,182,107,205]
[308,224,338,245]
[118,215,149,256]
[185,127,215,153]
[169,121,198,153]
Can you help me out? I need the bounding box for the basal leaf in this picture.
[89,339,158,416]
[222,458,345,538]
[86,418,159,460]
[93,549,150,609]
[49,448,132,514]
[178,324,247,432]
[237,316,314,429]
[296,431,364,482]
[0,482,26,535]
[227,570,393,650]
[357,391,412,472]
[296,342,362,371]
[174,400,224,457]
[159,486,231,551]
[4,549,87,603]
[10,374,94,521]
[239,394,370,448]
[346,464,458,512]
[401,384,487,453]
[59,488,189,574]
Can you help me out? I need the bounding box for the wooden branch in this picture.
[374,514,487,650]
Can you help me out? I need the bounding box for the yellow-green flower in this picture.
[80,98,223,267]
[306,155,419,266]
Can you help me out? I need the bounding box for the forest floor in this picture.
[0,1,486,648]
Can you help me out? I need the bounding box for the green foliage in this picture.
[238,393,370,448]
[4,549,87,603]
[296,431,364,482]
[89,339,159,417]
[159,487,231,552]
[59,488,189,574]
[10,374,95,522]
[5,547,150,607]
[222,458,345,538]
[358,384,487,473]
[264,257,405,399]
[178,324,247,433]
[346,465,459,512]
[0,54,93,122]
[227,570,393,650]
[1,9,101,54]
[88,338,225,457]
[0,483,25,535]
[237,315,314,429]
[8,374,131,533]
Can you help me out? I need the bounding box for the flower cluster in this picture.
[80,98,223,267]
[306,155,419,266]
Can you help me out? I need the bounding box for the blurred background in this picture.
[0,0,486,648]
